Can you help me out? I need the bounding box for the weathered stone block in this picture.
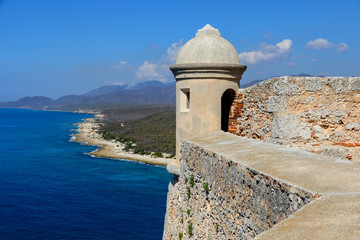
[305,77,323,92]
[333,110,346,118]
[346,122,360,131]
[273,81,301,96]
[271,115,311,140]
[349,77,360,90]
[326,77,348,93]
[321,146,345,159]
[267,96,280,112]
[315,109,330,119]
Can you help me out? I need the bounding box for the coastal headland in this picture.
[72,115,175,166]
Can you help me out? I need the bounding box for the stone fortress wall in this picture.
[229,76,360,162]
[163,129,360,240]
[163,140,313,240]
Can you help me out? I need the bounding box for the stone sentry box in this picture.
[170,24,247,162]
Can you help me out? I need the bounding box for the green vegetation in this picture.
[180,217,183,224]
[204,182,209,192]
[179,232,183,240]
[99,105,176,155]
[190,175,195,187]
[187,209,191,215]
[188,222,193,237]
[216,223,219,232]
[187,187,191,199]
[153,152,164,158]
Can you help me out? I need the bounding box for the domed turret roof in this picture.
[175,24,241,65]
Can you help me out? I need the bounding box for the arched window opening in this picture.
[221,89,236,132]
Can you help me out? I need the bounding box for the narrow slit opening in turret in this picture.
[221,89,236,132]
[180,88,190,112]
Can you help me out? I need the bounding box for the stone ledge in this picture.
[189,131,360,194]
[187,131,360,239]
[255,194,360,240]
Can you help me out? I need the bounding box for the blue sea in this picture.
[0,108,171,240]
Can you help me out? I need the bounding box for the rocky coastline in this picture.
[72,114,175,167]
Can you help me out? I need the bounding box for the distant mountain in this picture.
[165,81,176,86]
[241,73,327,88]
[55,95,88,106]
[291,73,313,77]
[241,79,265,88]
[0,75,327,110]
[83,84,128,97]
[133,80,166,89]
[56,85,176,107]
[94,85,175,104]
[0,96,56,109]
[0,80,175,110]
[291,73,327,77]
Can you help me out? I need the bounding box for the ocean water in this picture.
[0,108,171,240]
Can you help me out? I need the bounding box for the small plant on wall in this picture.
[190,175,195,187]
[187,209,191,215]
[188,222,193,237]
[204,182,209,192]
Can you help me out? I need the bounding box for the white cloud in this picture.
[306,38,348,53]
[112,60,129,69]
[286,62,296,66]
[239,39,292,64]
[310,58,319,62]
[136,61,160,79]
[336,42,348,53]
[306,38,332,50]
[135,40,184,82]
[163,41,184,63]
[104,81,128,86]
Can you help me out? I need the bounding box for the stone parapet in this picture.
[163,131,360,239]
[230,76,360,162]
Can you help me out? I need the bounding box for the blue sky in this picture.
[0,0,359,101]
